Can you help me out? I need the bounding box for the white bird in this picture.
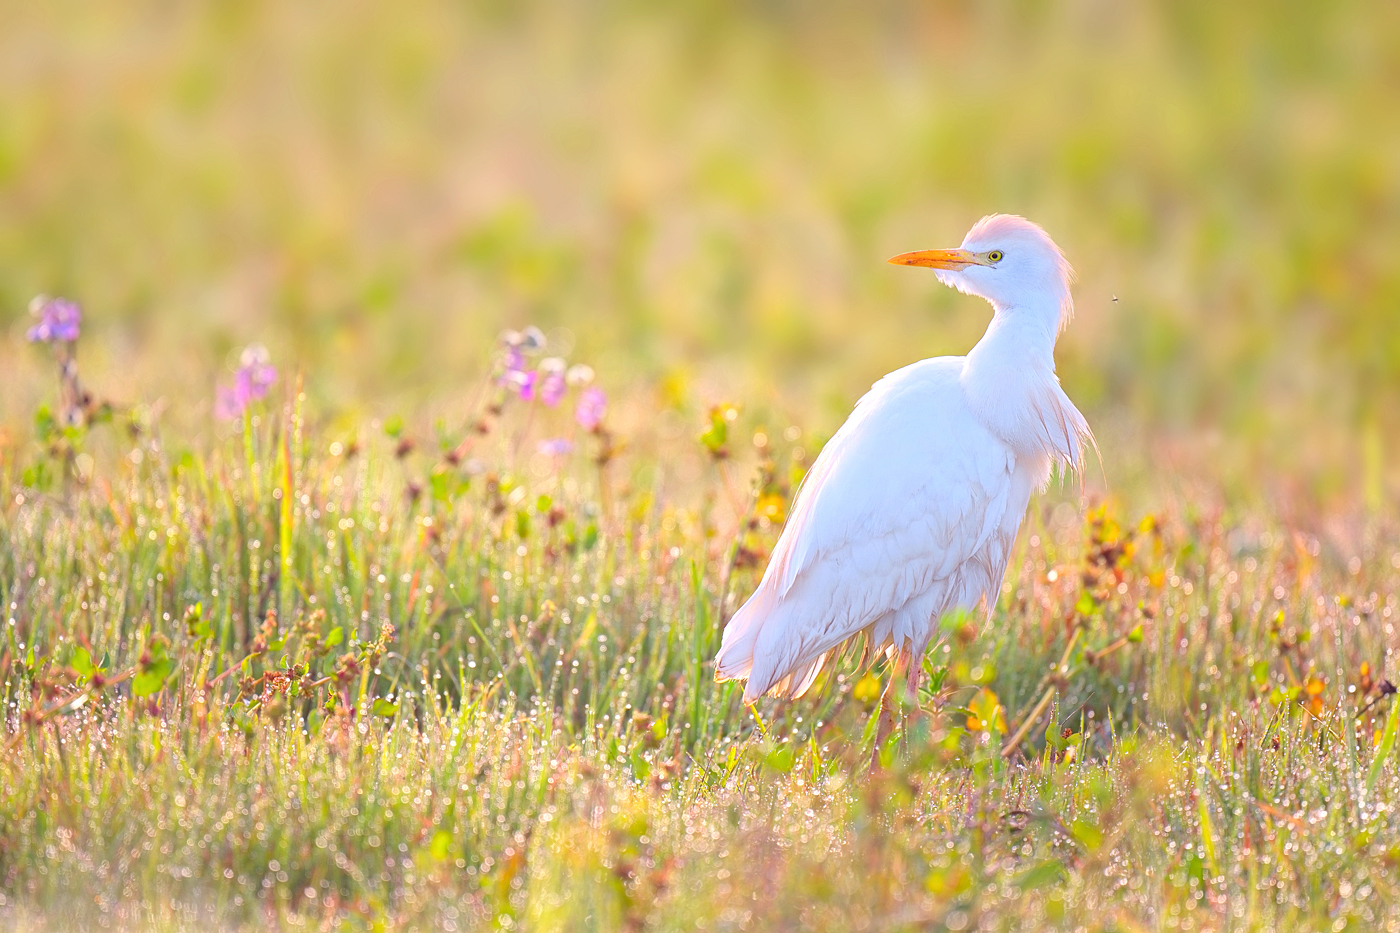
[715,214,1092,704]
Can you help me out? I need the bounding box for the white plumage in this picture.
[715,215,1093,703]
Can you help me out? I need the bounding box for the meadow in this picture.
[4,2,1400,930]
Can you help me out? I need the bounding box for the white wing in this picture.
[715,357,1035,703]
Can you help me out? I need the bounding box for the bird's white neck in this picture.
[970,298,1060,364]
[960,298,1088,472]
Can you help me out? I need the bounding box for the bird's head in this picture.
[888,214,1075,333]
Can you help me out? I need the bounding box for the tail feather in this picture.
[718,578,843,703]
[716,582,835,702]
[771,651,831,700]
[713,583,775,683]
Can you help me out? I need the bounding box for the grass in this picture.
[5,2,1400,929]
[4,350,1400,930]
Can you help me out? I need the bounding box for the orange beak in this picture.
[887,248,985,270]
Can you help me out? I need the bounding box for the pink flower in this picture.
[497,346,526,387]
[575,387,607,431]
[214,384,243,421]
[538,370,567,406]
[215,344,277,420]
[517,370,539,401]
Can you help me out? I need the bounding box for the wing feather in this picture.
[715,358,1028,702]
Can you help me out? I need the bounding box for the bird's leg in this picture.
[905,652,924,708]
[872,651,910,767]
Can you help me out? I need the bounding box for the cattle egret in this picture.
[715,214,1092,706]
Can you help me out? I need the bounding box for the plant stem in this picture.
[1002,627,1082,758]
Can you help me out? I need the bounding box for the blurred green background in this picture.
[2,0,1399,503]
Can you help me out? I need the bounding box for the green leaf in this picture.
[132,658,177,697]
[383,415,404,439]
[430,467,451,504]
[145,636,170,664]
[1075,591,1097,616]
[966,687,1007,734]
[763,744,795,774]
[1070,819,1103,851]
[430,830,454,861]
[1014,859,1067,891]
[185,603,212,639]
[324,627,344,648]
[33,405,57,441]
[629,747,651,781]
[1127,624,1144,643]
[70,646,94,678]
[699,419,727,454]
[371,698,399,718]
[1368,696,1400,795]
[21,463,50,489]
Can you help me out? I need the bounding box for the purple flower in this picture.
[497,346,526,382]
[214,384,243,421]
[497,343,541,399]
[215,344,278,421]
[536,438,574,457]
[238,344,277,393]
[538,370,567,407]
[26,296,82,344]
[575,387,607,431]
[516,369,539,401]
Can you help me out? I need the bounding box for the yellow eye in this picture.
[987,250,1004,263]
